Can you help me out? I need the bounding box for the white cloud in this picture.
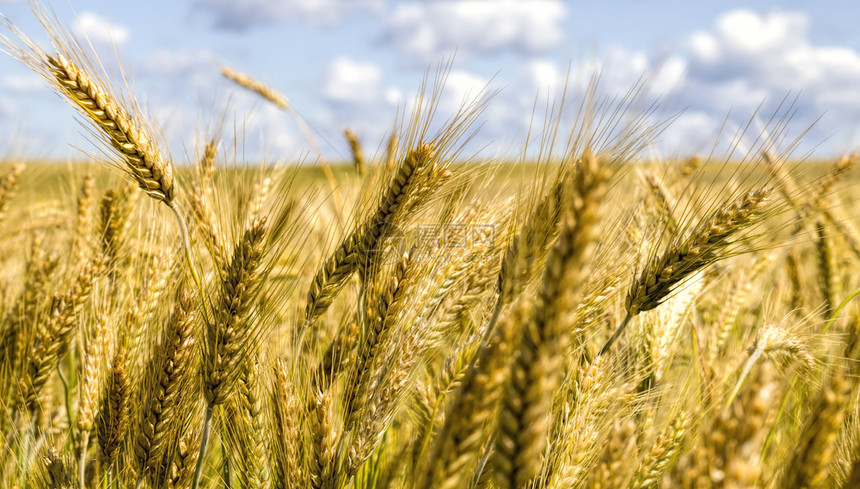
[316,57,401,158]
[548,9,860,156]
[440,70,488,112]
[2,73,48,96]
[74,12,130,45]
[323,57,383,104]
[654,111,720,155]
[650,56,687,96]
[384,0,566,60]
[194,0,382,31]
[676,9,860,145]
[712,9,807,55]
[525,59,564,96]
[18,5,860,162]
[140,48,223,92]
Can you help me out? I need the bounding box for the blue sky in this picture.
[1,0,860,162]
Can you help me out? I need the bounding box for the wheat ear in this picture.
[76,314,107,489]
[29,447,75,489]
[72,173,94,263]
[194,217,268,489]
[642,170,678,236]
[231,353,270,489]
[222,66,289,109]
[601,187,771,354]
[203,217,267,406]
[47,54,174,206]
[816,220,835,317]
[98,188,132,271]
[270,359,306,488]
[494,149,607,488]
[221,65,345,224]
[783,373,851,489]
[97,352,129,468]
[425,301,525,489]
[496,172,566,310]
[133,286,196,488]
[20,257,103,411]
[630,411,690,489]
[345,129,365,176]
[0,163,23,224]
[304,143,440,324]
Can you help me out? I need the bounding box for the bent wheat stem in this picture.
[598,314,632,356]
[78,435,88,489]
[172,205,204,302]
[191,405,214,489]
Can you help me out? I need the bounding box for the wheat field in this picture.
[0,6,859,489]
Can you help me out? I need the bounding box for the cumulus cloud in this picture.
[674,9,860,149]
[2,73,48,96]
[20,6,860,162]
[525,59,564,96]
[383,0,566,61]
[74,12,130,45]
[547,9,860,155]
[315,57,401,158]
[323,57,384,104]
[439,70,488,112]
[193,0,382,31]
[140,48,223,92]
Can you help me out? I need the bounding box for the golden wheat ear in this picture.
[303,143,442,324]
[45,54,175,207]
[133,285,197,487]
[221,66,289,110]
[0,163,23,224]
[601,186,773,355]
[345,128,366,176]
[493,149,608,488]
[97,352,129,469]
